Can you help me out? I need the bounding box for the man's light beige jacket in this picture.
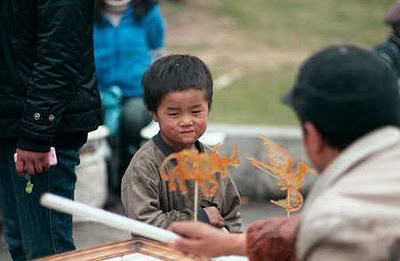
[297,127,400,261]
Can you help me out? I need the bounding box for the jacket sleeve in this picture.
[17,0,94,152]
[246,216,300,261]
[375,44,395,68]
[298,216,388,261]
[220,175,242,232]
[121,160,194,229]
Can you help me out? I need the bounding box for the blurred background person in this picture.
[94,0,166,207]
[376,0,400,78]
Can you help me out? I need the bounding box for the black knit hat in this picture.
[283,44,400,134]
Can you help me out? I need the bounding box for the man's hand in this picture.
[15,148,50,176]
[203,206,225,228]
[168,221,246,257]
[246,215,302,261]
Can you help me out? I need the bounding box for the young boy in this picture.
[121,54,242,232]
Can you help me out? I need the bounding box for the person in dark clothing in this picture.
[0,0,102,260]
[375,1,400,77]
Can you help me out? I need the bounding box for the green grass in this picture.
[210,65,299,125]
[164,0,396,125]
[218,0,394,49]
[167,42,210,54]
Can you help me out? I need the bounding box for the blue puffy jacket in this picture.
[94,4,165,98]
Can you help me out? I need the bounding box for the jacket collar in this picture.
[152,132,204,157]
[390,34,400,47]
[304,126,400,210]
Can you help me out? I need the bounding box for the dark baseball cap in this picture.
[283,44,400,134]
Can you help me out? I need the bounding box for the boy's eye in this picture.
[168,112,178,116]
[192,110,202,115]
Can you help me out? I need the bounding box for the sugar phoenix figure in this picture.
[248,135,315,217]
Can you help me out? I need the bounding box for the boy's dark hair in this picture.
[143,54,213,112]
[283,45,400,150]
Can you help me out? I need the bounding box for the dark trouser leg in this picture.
[0,144,80,260]
[118,98,151,186]
[105,136,120,200]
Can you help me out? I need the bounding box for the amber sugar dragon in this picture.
[160,145,240,198]
[248,135,316,217]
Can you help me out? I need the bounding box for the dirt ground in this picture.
[163,0,307,72]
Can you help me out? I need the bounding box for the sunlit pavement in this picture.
[0,201,284,260]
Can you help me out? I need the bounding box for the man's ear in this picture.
[303,122,325,156]
[150,111,158,122]
[302,122,327,171]
[303,122,339,172]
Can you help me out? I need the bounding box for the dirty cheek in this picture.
[159,121,176,136]
[196,118,208,132]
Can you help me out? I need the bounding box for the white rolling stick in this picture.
[40,193,180,243]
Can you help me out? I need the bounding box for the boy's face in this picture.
[152,89,209,151]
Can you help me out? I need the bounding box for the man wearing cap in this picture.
[167,44,400,261]
[376,1,400,77]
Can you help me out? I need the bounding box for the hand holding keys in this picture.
[14,147,57,194]
[25,175,34,194]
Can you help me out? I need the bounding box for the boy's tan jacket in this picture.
[121,133,242,232]
[297,127,400,261]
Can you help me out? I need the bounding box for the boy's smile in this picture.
[152,88,209,151]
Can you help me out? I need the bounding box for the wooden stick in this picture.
[194,181,198,222]
[40,193,180,243]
